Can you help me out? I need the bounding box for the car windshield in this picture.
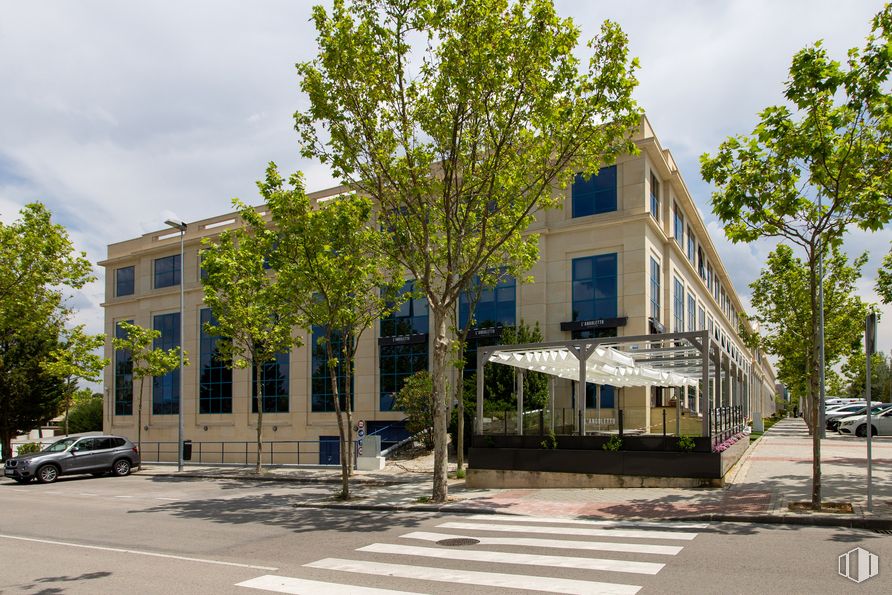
[42,437,78,453]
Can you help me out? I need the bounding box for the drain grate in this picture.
[436,538,480,547]
[873,529,892,535]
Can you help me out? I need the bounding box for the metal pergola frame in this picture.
[475,329,751,437]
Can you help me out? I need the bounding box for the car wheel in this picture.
[36,465,59,484]
[855,425,868,437]
[112,459,131,477]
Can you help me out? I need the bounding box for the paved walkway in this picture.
[139,418,892,528]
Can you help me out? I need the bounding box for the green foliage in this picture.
[0,203,94,460]
[296,0,640,502]
[677,434,696,453]
[744,245,869,406]
[877,249,892,304]
[701,6,892,509]
[462,321,548,412]
[0,324,67,460]
[394,371,435,450]
[842,351,892,402]
[201,199,301,473]
[42,325,108,436]
[17,442,41,455]
[602,435,622,452]
[112,322,187,452]
[540,430,557,450]
[259,162,403,496]
[65,393,103,434]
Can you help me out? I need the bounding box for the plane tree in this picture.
[295,0,640,501]
[257,164,403,498]
[112,321,185,460]
[702,5,892,510]
[0,202,93,460]
[200,202,301,474]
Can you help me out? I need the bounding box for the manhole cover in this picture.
[436,538,480,547]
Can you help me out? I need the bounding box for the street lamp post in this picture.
[165,217,187,472]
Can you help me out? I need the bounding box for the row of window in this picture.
[114,254,181,298]
[670,201,740,330]
[114,260,626,418]
[647,255,741,361]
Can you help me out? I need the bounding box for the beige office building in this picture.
[100,116,777,462]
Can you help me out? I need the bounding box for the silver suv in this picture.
[4,435,140,484]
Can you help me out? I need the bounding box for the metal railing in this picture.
[477,408,622,436]
[710,405,744,450]
[137,440,359,467]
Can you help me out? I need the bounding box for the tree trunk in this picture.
[1,431,11,462]
[327,336,350,499]
[136,377,144,470]
[431,307,450,503]
[254,361,264,474]
[809,255,822,511]
[344,346,355,478]
[456,366,465,472]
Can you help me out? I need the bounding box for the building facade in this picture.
[100,117,776,459]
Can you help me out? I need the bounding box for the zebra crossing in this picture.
[236,514,708,594]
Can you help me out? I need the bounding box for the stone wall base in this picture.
[466,468,722,489]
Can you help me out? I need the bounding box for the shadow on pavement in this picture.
[132,492,431,533]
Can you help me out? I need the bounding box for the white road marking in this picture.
[438,521,698,541]
[400,531,683,555]
[0,534,277,571]
[358,543,664,575]
[114,495,134,498]
[156,497,179,501]
[305,558,641,595]
[466,514,710,530]
[79,493,98,496]
[237,574,426,595]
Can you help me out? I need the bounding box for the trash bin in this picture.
[182,440,192,461]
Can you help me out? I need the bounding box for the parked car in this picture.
[827,404,892,431]
[824,403,884,429]
[3,435,140,484]
[838,406,892,437]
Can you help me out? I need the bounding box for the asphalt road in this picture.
[1,473,890,594]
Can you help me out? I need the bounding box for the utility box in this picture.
[182,440,192,461]
[362,435,382,457]
[356,435,384,471]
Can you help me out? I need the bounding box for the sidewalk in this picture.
[139,418,892,528]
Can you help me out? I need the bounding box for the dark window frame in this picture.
[114,320,134,416]
[153,254,181,289]
[571,166,617,218]
[199,308,233,414]
[116,266,135,297]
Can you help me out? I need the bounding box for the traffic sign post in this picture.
[866,313,877,512]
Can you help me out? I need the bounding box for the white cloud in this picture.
[2,0,890,382]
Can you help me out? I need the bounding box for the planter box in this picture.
[469,436,749,480]
[472,433,713,453]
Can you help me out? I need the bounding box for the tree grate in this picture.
[436,538,481,546]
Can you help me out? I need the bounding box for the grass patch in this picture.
[416,496,432,504]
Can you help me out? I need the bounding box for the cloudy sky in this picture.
[2,0,890,372]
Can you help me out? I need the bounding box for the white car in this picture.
[837,407,892,437]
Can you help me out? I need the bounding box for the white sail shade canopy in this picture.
[488,345,698,388]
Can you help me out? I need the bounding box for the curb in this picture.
[289,501,892,529]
